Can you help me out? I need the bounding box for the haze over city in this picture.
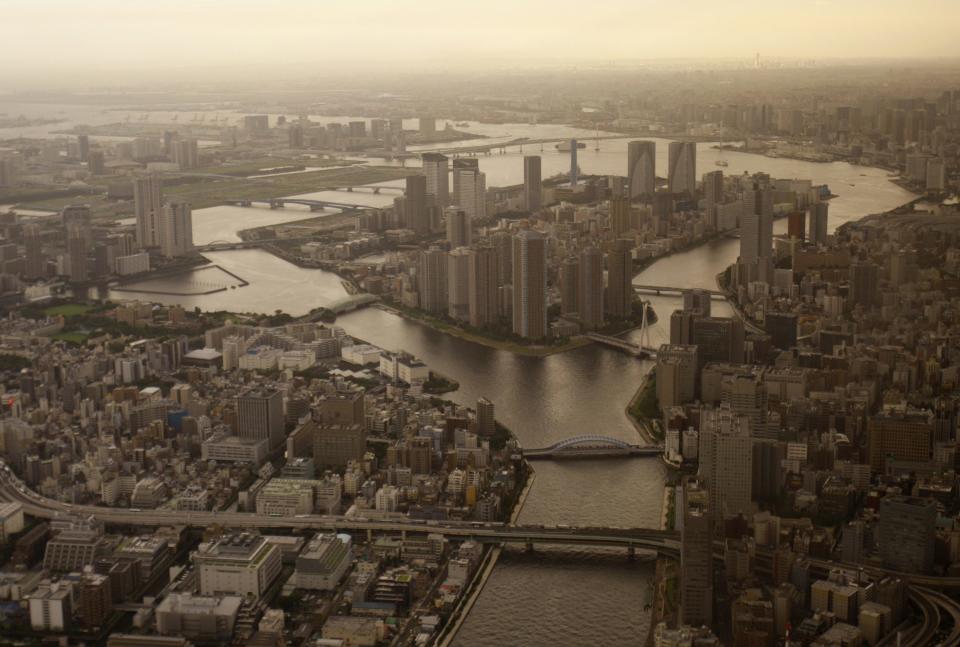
[0,2,959,646]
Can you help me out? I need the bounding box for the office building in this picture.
[445,207,471,248]
[879,496,936,574]
[405,175,429,235]
[418,246,448,313]
[422,153,449,208]
[77,573,112,627]
[867,411,933,472]
[160,201,193,258]
[627,140,656,199]
[235,390,284,450]
[698,406,753,523]
[680,479,713,628]
[318,389,365,426]
[523,155,542,211]
[314,423,366,469]
[448,247,471,321]
[156,593,241,641]
[578,246,604,330]
[134,174,163,248]
[511,230,547,340]
[667,141,696,195]
[467,245,500,328]
[692,316,745,368]
[606,238,633,319]
[294,533,352,590]
[193,532,282,599]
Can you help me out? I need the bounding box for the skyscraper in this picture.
[405,175,429,235]
[160,201,194,258]
[698,405,753,523]
[491,231,513,287]
[452,158,479,209]
[627,140,656,199]
[578,246,604,330]
[667,141,697,195]
[447,247,471,321]
[171,139,199,169]
[807,201,829,247]
[702,170,724,229]
[476,398,495,437]
[133,174,163,248]
[66,231,88,283]
[605,238,633,319]
[569,139,578,186]
[23,224,45,280]
[454,167,486,221]
[77,135,90,162]
[740,189,773,264]
[560,256,580,316]
[236,390,284,450]
[511,230,547,340]
[422,153,449,208]
[667,142,697,195]
[849,260,880,308]
[680,478,713,628]
[879,496,936,574]
[523,155,542,212]
[467,245,500,328]
[445,207,471,248]
[418,246,448,314]
[609,197,632,236]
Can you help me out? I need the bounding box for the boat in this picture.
[715,159,729,167]
[455,122,469,127]
[555,141,586,152]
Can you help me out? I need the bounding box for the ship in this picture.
[715,159,729,167]
[555,141,587,152]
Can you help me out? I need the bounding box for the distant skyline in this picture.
[2,0,959,79]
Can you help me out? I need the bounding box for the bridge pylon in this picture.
[639,300,653,352]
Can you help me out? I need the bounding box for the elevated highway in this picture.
[0,466,677,555]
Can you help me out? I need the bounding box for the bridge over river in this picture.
[522,435,663,460]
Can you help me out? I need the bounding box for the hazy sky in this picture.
[3,0,959,74]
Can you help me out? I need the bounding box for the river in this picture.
[2,104,915,645]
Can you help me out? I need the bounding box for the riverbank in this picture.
[644,485,678,647]
[625,367,662,445]
[375,303,593,357]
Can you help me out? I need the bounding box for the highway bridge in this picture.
[225,197,378,211]
[632,284,725,298]
[523,435,662,460]
[3,467,960,641]
[584,332,657,358]
[0,466,677,556]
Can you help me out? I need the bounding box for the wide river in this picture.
[1,105,915,645]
